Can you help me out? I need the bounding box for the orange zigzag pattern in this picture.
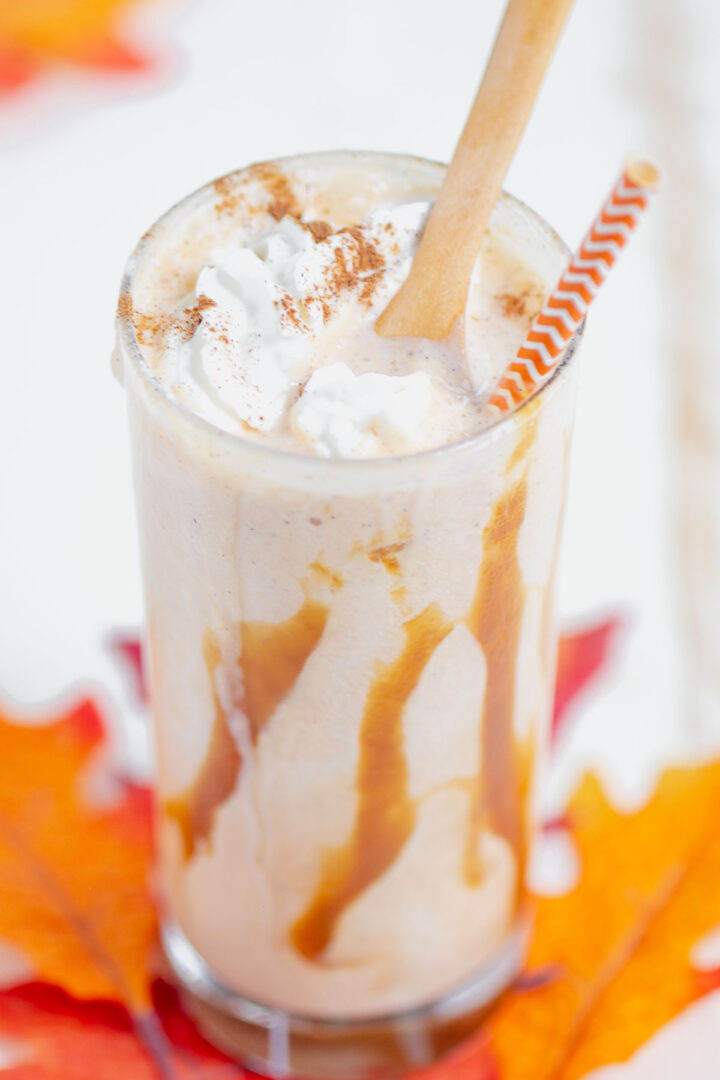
[490,163,658,413]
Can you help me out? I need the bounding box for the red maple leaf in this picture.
[0,980,244,1079]
[552,617,622,743]
[108,632,148,705]
[0,0,168,98]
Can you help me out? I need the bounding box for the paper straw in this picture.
[489,157,660,413]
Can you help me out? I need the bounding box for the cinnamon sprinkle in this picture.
[337,226,385,275]
[323,227,387,310]
[165,305,203,344]
[117,292,133,321]
[278,294,308,334]
[248,162,302,221]
[119,292,197,348]
[213,175,239,216]
[214,163,303,221]
[496,289,530,319]
[303,220,334,243]
[360,270,384,305]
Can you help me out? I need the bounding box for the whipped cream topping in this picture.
[148,184,550,458]
[163,203,448,454]
[290,363,433,458]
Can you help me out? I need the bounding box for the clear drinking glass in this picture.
[114,152,580,1079]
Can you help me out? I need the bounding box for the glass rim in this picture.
[116,149,583,480]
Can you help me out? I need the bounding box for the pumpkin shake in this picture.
[115,151,579,1075]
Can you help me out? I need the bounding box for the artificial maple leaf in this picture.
[434,758,720,1080]
[5,621,710,1079]
[0,0,159,95]
[0,696,154,1007]
[0,980,244,1079]
[410,1032,499,1080]
[532,765,720,1079]
[108,633,148,705]
[553,618,622,743]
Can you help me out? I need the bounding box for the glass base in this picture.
[162,920,527,1078]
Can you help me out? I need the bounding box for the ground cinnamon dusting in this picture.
[497,284,545,321]
[118,293,177,346]
[134,311,176,346]
[304,220,333,243]
[249,162,302,221]
[213,175,239,215]
[324,226,387,309]
[339,226,385,274]
[178,306,203,342]
[215,164,303,221]
[360,270,384,305]
[279,294,309,333]
[496,291,528,318]
[213,176,233,196]
[126,303,203,347]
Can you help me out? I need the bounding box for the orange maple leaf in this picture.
[0,697,154,1007]
[520,764,720,1079]
[413,759,720,1080]
[3,627,719,1078]
[0,0,158,94]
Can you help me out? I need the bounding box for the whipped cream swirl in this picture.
[160,201,465,456]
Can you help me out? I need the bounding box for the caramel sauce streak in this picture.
[165,631,242,860]
[464,476,528,885]
[309,560,344,591]
[240,598,328,742]
[292,605,452,960]
[368,541,407,577]
[166,597,328,860]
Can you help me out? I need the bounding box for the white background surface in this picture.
[2,0,720,809]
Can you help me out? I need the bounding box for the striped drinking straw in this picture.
[489,158,660,413]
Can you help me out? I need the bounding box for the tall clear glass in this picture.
[115,152,580,1079]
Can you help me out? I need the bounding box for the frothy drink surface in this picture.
[117,153,577,1019]
[128,154,550,458]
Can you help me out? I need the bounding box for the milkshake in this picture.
[115,152,579,1075]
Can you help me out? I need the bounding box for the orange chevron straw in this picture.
[489,157,660,413]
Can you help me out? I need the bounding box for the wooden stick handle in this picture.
[375,0,575,341]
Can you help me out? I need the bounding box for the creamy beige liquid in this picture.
[117,152,576,1019]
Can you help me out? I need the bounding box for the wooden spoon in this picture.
[375,0,575,341]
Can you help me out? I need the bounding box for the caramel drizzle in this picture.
[166,598,328,859]
[292,605,452,960]
[165,631,242,860]
[463,475,528,885]
[368,540,407,577]
[309,560,344,591]
[240,598,329,743]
